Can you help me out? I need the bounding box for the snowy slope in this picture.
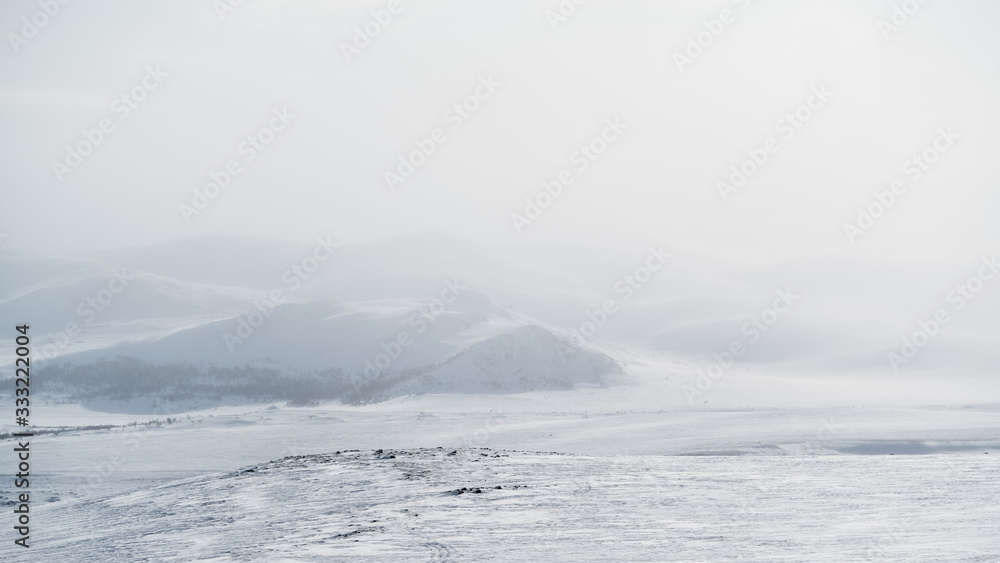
[395,325,619,395]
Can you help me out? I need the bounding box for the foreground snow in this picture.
[3,395,997,561]
[20,448,1000,561]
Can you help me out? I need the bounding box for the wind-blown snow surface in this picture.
[0,396,997,561]
[23,448,1000,561]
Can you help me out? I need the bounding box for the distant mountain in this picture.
[56,293,528,371]
[34,324,620,408]
[4,232,999,410]
[394,325,617,395]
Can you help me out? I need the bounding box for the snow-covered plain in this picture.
[1,391,998,561]
[20,445,1000,561]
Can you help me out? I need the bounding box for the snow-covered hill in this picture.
[395,325,618,395]
[34,322,621,407]
[4,233,999,411]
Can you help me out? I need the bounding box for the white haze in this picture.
[0,0,998,265]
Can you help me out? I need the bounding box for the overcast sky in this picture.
[1,0,997,265]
